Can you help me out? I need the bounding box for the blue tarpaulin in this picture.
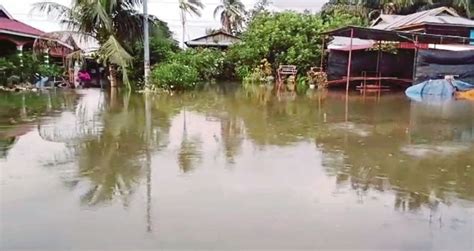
[405,79,474,102]
[470,30,474,45]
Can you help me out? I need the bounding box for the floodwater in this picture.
[1,87,473,250]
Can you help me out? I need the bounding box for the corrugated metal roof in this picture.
[375,7,474,31]
[421,15,474,26]
[185,31,240,47]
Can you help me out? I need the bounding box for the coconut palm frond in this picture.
[60,19,81,31]
[30,1,72,21]
[98,36,133,88]
[188,0,205,9]
[81,0,113,31]
[455,0,472,17]
[121,0,144,9]
[214,5,225,18]
[66,50,85,61]
[188,5,202,16]
[113,9,144,43]
[179,0,204,16]
[214,0,246,33]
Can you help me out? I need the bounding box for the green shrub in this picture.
[170,48,225,81]
[296,76,309,94]
[228,11,366,80]
[151,62,199,90]
[0,52,63,85]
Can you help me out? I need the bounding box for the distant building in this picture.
[371,7,474,38]
[324,7,474,87]
[0,5,73,58]
[185,31,240,49]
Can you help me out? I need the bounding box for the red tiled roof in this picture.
[0,17,45,37]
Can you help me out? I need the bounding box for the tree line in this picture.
[2,0,469,90]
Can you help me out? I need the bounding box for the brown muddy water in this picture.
[0,87,473,250]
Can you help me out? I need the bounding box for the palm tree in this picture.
[31,0,147,88]
[179,0,204,48]
[214,0,246,34]
[450,0,472,17]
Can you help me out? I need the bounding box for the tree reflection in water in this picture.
[166,89,473,212]
[317,93,474,211]
[177,108,202,173]
[75,90,175,207]
[3,88,472,213]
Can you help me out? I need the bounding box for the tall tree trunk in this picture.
[109,64,118,88]
[224,15,231,34]
[181,9,186,48]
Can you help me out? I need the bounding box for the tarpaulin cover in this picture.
[415,49,474,84]
[405,79,456,101]
[327,50,414,81]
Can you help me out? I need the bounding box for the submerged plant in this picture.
[151,62,199,90]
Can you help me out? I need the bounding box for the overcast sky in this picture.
[1,0,326,41]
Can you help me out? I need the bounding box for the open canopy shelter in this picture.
[322,26,474,90]
[325,26,473,44]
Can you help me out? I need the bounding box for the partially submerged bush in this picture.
[170,48,225,81]
[307,69,328,89]
[229,11,366,81]
[243,59,274,84]
[151,48,229,90]
[151,62,199,90]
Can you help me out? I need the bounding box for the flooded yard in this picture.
[1,88,473,250]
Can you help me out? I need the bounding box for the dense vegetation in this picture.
[322,0,472,18]
[228,11,366,81]
[152,5,366,90]
[151,48,226,90]
[1,0,470,91]
[31,0,154,88]
[0,52,62,86]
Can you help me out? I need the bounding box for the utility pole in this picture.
[143,0,151,88]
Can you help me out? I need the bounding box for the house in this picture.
[372,7,474,38]
[325,7,474,88]
[0,5,73,58]
[185,31,240,49]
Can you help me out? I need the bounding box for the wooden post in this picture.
[411,35,419,82]
[346,28,354,94]
[376,41,381,74]
[345,28,353,123]
[376,41,382,89]
[320,36,325,70]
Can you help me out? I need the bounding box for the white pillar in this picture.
[16,44,23,67]
[74,61,80,88]
[44,49,50,66]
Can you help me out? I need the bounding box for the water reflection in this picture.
[317,93,474,208]
[70,90,172,206]
[0,91,79,158]
[1,88,473,249]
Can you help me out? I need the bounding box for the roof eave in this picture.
[396,22,474,30]
[0,29,42,39]
[185,31,241,43]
